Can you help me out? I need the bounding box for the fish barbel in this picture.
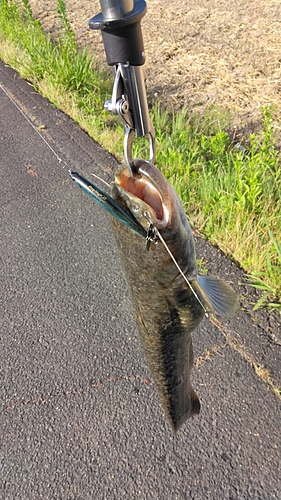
[110,159,239,432]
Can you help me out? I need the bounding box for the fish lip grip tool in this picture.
[89,0,156,172]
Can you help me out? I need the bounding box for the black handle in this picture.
[89,0,147,66]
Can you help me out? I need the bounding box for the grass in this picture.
[0,0,280,311]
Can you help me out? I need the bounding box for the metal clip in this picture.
[104,65,134,129]
[104,63,156,172]
[124,124,155,168]
[146,223,159,251]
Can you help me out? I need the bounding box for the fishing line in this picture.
[0,83,66,166]
[90,173,111,190]
[153,226,209,316]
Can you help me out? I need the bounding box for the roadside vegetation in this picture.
[0,0,280,311]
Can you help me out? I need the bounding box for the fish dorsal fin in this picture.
[195,275,239,317]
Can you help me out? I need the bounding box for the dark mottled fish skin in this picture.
[110,159,239,432]
[110,217,203,432]
[109,160,205,431]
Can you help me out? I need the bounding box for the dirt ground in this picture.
[28,0,281,136]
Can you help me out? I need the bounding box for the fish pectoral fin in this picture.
[195,275,239,317]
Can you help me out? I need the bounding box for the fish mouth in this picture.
[113,160,171,230]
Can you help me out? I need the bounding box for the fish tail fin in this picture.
[190,386,201,416]
[194,275,239,317]
[172,387,201,433]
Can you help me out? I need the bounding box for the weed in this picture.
[196,258,209,276]
[156,105,281,309]
[245,226,281,311]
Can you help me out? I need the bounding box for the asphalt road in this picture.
[1,61,280,500]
